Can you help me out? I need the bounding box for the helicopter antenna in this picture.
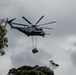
[35,15,44,25]
[22,16,33,25]
[49,60,59,71]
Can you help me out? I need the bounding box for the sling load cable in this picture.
[31,36,39,53]
[35,36,37,49]
[31,36,34,49]
[31,36,37,49]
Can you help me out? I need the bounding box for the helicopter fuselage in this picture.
[11,25,45,37]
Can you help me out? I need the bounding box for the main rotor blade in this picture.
[35,15,44,25]
[22,16,32,25]
[41,27,52,29]
[12,23,28,26]
[37,21,57,26]
[45,33,50,35]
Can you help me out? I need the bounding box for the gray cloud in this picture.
[11,48,52,68]
[71,52,76,66]
[73,42,76,47]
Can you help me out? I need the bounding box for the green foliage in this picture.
[0,23,8,56]
[8,65,54,75]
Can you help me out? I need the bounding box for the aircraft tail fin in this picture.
[8,18,16,24]
[5,18,16,27]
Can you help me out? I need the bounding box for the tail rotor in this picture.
[5,18,8,27]
[5,18,16,27]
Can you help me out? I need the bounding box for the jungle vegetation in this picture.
[8,65,54,75]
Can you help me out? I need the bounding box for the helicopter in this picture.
[4,15,57,53]
[5,15,57,37]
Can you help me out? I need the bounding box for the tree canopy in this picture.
[7,65,54,75]
[0,22,8,56]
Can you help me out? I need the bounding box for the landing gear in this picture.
[42,34,45,37]
[43,35,44,37]
[28,35,29,37]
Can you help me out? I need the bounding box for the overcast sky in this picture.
[0,0,76,75]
